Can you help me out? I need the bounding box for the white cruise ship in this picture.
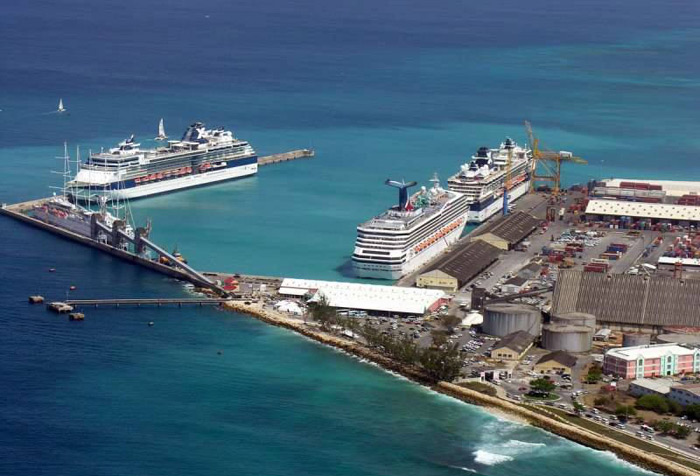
[352,174,470,280]
[67,121,257,201]
[447,138,532,223]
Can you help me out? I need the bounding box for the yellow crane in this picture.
[524,121,587,196]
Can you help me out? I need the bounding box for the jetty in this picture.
[258,149,314,166]
[64,298,233,308]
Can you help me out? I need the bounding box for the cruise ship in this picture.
[67,122,257,201]
[352,174,470,280]
[447,138,532,223]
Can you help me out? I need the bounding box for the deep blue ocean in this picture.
[2,0,698,474]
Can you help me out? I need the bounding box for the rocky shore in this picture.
[223,300,700,476]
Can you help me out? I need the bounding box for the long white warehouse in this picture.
[279,278,446,316]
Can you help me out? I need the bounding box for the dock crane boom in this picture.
[524,121,587,196]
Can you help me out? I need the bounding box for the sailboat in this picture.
[57,98,66,113]
[155,118,168,141]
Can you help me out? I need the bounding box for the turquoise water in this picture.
[2,0,697,474]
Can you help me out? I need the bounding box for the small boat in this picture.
[155,118,168,141]
[57,98,66,113]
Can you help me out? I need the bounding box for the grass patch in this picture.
[523,393,560,402]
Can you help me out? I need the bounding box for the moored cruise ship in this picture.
[67,121,257,201]
[447,138,532,223]
[353,174,470,280]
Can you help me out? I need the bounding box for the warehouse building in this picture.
[603,343,700,379]
[490,331,535,361]
[552,270,700,332]
[534,351,577,375]
[279,278,446,317]
[416,269,459,292]
[628,378,673,398]
[472,211,541,251]
[669,384,700,407]
[584,199,700,226]
[501,276,528,294]
[428,240,501,289]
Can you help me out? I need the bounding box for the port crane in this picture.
[524,121,587,196]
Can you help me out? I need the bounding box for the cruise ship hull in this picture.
[352,218,466,280]
[71,158,257,202]
[467,179,529,223]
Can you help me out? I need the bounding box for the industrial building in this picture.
[416,269,458,292]
[428,240,501,289]
[501,276,528,294]
[541,312,595,353]
[534,351,577,375]
[278,278,446,317]
[553,270,700,332]
[471,211,541,251]
[585,199,700,226]
[628,378,673,398]
[603,343,700,379]
[482,303,542,337]
[490,331,535,361]
[669,384,700,407]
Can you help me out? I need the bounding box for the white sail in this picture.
[155,118,167,140]
[57,98,65,113]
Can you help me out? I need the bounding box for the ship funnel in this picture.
[385,179,417,211]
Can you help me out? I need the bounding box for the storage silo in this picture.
[483,303,542,337]
[622,333,651,347]
[542,324,594,353]
[552,312,596,329]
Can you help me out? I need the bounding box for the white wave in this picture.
[473,450,514,465]
[502,439,546,449]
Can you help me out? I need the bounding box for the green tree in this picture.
[308,294,336,330]
[573,401,585,413]
[440,315,462,334]
[586,363,603,384]
[668,400,683,416]
[684,404,700,421]
[615,404,637,419]
[636,394,670,414]
[419,343,462,382]
[530,378,556,394]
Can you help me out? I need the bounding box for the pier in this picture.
[258,149,314,166]
[64,298,234,308]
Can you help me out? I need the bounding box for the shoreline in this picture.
[223,300,700,476]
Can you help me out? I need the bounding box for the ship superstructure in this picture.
[67,121,257,201]
[352,174,470,280]
[447,138,532,223]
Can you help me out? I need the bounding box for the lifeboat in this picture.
[135,177,141,184]
[157,173,164,180]
[186,166,193,173]
[149,174,157,181]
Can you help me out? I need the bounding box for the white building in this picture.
[628,378,673,398]
[278,278,446,316]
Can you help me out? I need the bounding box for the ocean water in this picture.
[1,0,697,474]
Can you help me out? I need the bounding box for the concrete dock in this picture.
[258,149,314,166]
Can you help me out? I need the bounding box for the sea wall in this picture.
[224,301,700,476]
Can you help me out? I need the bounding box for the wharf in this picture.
[258,149,314,166]
[65,298,234,307]
[0,201,223,294]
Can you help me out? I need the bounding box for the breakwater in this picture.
[223,300,700,476]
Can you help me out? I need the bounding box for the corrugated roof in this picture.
[630,378,673,394]
[606,343,696,361]
[536,350,577,368]
[419,269,456,280]
[552,270,700,327]
[586,199,700,221]
[428,240,501,287]
[493,330,535,353]
[474,211,540,245]
[279,278,445,315]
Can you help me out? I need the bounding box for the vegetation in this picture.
[635,394,684,415]
[684,404,700,421]
[572,401,585,413]
[585,363,603,384]
[614,404,637,419]
[651,420,692,439]
[460,382,498,397]
[358,320,462,382]
[440,315,462,334]
[530,377,556,395]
